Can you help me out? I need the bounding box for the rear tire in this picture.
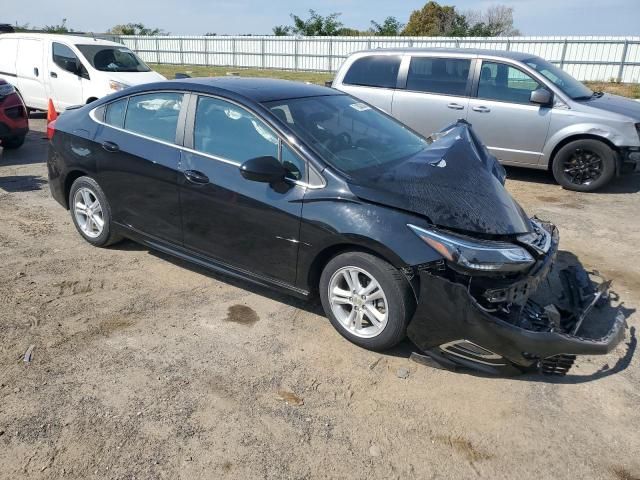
[552,139,616,192]
[1,135,26,150]
[69,176,121,247]
[319,251,414,351]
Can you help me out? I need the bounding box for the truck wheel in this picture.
[552,139,616,192]
[319,251,414,351]
[1,135,26,150]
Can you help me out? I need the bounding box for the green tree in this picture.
[107,23,167,36]
[401,1,468,36]
[370,16,403,36]
[272,25,290,36]
[464,5,520,36]
[43,18,73,33]
[13,22,31,32]
[289,10,343,36]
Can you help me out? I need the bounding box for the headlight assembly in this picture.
[408,224,535,273]
[109,80,130,92]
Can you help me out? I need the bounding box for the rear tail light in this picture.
[47,119,57,140]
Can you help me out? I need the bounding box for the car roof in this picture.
[356,47,536,61]
[0,32,123,47]
[163,77,343,103]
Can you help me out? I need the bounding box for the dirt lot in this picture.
[1,118,639,480]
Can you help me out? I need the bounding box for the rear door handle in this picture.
[472,106,491,113]
[101,141,119,153]
[184,170,210,185]
[447,103,464,110]
[50,72,58,78]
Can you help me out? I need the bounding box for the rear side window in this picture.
[343,55,401,89]
[124,92,183,143]
[477,62,541,104]
[104,98,127,128]
[52,43,81,75]
[406,57,471,96]
[194,96,278,162]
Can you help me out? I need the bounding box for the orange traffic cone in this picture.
[46,99,58,140]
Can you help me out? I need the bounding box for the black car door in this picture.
[179,94,307,286]
[93,92,186,245]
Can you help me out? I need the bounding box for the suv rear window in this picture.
[406,57,471,96]
[343,55,401,89]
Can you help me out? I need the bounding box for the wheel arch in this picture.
[547,134,618,172]
[305,240,407,298]
[63,169,90,209]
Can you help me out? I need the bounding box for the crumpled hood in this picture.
[582,93,640,120]
[347,121,532,236]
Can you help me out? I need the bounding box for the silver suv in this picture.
[332,48,640,191]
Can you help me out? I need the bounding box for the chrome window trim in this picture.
[89,92,327,189]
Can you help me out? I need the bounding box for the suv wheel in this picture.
[552,139,616,192]
[69,176,121,247]
[1,135,26,150]
[319,251,414,351]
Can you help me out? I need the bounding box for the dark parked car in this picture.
[47,78,625,375]
[0,78,28,149]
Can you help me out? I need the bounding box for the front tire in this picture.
[552,139,616,192]
[319,251,414,351]
[1,135,26,150]
[69,176,121,247]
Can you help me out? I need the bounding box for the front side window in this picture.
[406,57,471,96]
[52,42,82,75]
[264,95,427,174]
[343,55,401,89]
[123,92,183,143]
[477,61,542,104]
[76,44,151,73]
[194,96,278,163]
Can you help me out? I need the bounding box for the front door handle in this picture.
[184,170,210,185]
[50,72,58,78]
[33,67,39,77]
[447,103,464,110]
[472,106,491,113]
[101,141,119,153]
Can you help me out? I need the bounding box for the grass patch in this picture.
[585,82,640,99]
[150,64,332,85]
[150,64,639,99]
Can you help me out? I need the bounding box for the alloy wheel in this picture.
[562,148,603,186]
[73,187,104,238]
[327,266,389,338]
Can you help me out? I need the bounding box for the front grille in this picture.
[5,105,26,119]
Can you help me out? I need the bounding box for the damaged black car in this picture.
[47,78,626,376]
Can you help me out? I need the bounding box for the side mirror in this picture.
[175,73,191,79]
[530,88,553,106]
[240,156,287,183]
[324,79,334,88]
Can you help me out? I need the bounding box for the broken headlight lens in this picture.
[408,224,535,273]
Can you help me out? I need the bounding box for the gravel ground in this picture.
[0,117,639,480]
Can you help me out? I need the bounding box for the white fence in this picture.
[113,35,640,83]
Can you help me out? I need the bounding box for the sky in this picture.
[4,0,640,36]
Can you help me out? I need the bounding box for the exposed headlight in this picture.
[109,80,130,92]
[0,82,16,98]
[408,224,535,273]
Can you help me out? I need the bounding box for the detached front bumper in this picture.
[406,224,627,376]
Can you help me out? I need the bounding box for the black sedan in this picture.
[47,78,625,376]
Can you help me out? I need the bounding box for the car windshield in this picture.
[263,95,428,174]
[76,45,151,72]
[524,57,593,100]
